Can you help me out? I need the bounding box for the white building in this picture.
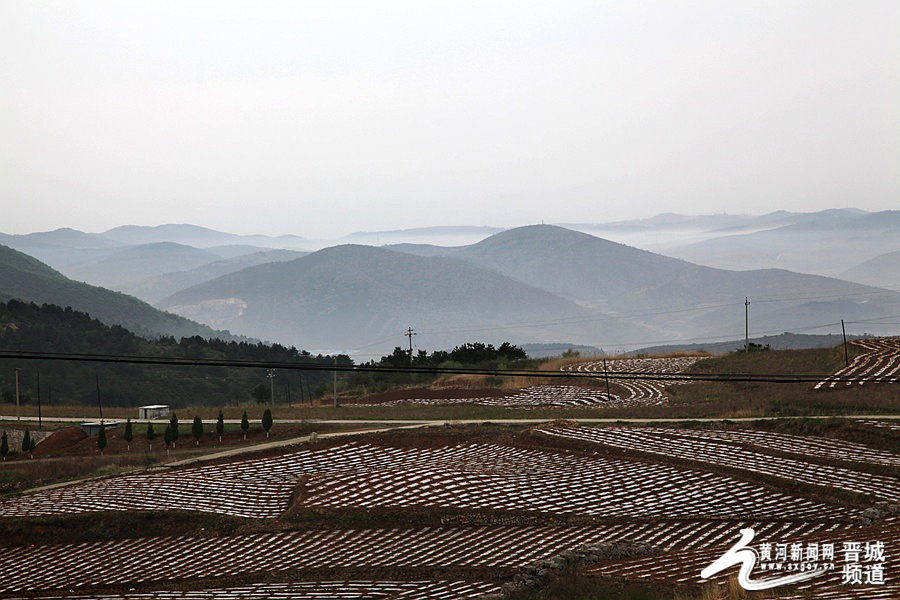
[138,405,170,419]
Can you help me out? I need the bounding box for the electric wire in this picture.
[0,348,896,385]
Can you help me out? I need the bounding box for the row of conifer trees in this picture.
[1,408,275,458]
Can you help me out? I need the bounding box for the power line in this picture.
[0,349,896,385]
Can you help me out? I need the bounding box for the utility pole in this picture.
[841,320,849,366]
[603,357,611,400]
[745,297,750,353]
[37,372,42,430]
[406,326,416,366]
[96,374,104,423]
[333,356,338,407]
[286,382,291,408]
[14,368,20,422]
[267,368,275,406]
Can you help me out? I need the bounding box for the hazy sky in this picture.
[2,1,898,238]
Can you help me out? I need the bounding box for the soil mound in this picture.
[34,427,88,457]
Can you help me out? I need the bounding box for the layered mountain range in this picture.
[2,210,898,355]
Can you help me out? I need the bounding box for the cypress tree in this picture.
[192,416,203,445]
[21,428,31,454]
[262,409,273,439]
[169,412,179,448]
[240,411,249,440]
[1,431,8,460]
[123,418,133,451]
[216,410,224,443]
[97,424,107,455]
[164,425,172,456]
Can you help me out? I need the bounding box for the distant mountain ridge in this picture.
[4,210,898,354]
[660,209,900,277]
[65,242,223,289]
[156,225,900,354]
[100,224,308,249]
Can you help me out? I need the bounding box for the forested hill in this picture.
[0,300,346,409]
[0,243,237,341]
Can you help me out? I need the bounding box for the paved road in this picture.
[3,415,900,426]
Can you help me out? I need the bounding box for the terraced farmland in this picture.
[353,384,617,408]
[353,355,703,408]
[0,440,859,521]
[564,356,703,404]
[643,425,900,467]
[815,337,900,389]
[298,444,855,519]
[590,517,900,599]
[0,526,614,594]
[11,581,504,600]
[863,419,900,433]
[0,522,861,597]
[536,423,900,501]
[1,421,897,599]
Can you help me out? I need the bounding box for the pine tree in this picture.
[240,411,249,440]
[216,410,224,443]
[192,416,203,446]
[97,424,107,455]
[123,418,133,451]
[262,409,273,439]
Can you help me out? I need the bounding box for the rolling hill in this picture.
[158,244,649,354]
[0,299,335,408]
[64,242,223,290]
[391,225,900,344]
[123,249,308,304]
[451,224,696,310]
[0,244,238,341]
[840,250,900,292]
[6,216,898,355]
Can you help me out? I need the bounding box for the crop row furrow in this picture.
[815,338,900,389]
[537,425,900,501]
